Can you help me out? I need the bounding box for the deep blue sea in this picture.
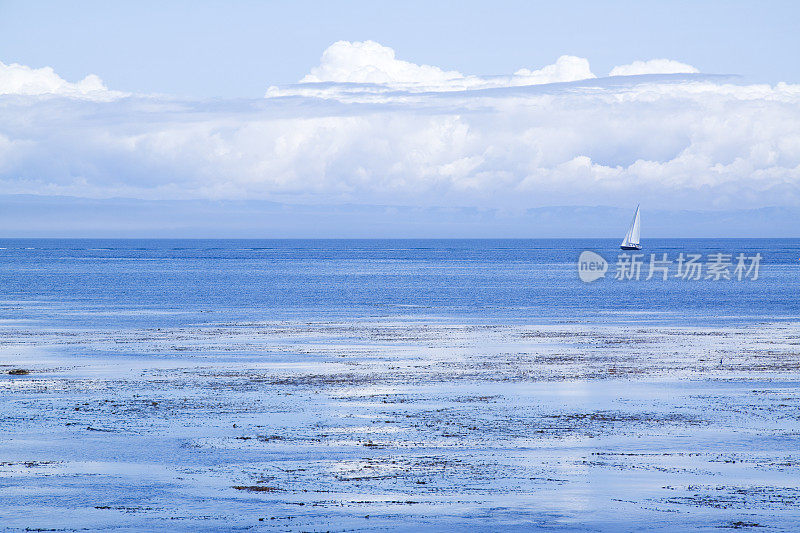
[1,239,797,328]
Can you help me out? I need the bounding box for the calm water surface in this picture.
[0,239,797,327]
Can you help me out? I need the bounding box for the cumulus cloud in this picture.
[300,40,464,85]
[1,48,799,214]
[0,60,124,100]
[609,59,699,77]
[513,55,595,84]
[268,41,595,97]
[269,42,709,100]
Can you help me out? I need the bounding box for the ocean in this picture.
[2,239,799,531]
[1,238,798,327]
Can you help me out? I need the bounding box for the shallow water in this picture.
[1,240,799,531]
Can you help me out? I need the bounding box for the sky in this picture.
[0,1,799,237]
[1,0,798,97]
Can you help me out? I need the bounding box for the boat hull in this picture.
[620,245,641,250]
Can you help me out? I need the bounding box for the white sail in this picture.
[630,205,640,245]
[620,205,641,247]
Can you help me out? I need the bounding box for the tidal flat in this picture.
[2,318,800,531]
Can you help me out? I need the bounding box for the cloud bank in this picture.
[1,42,799,219]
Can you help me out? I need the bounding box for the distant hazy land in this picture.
[2,194,799,238]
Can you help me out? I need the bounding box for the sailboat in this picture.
[620,205,641,250]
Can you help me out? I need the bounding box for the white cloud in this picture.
[1,49,798,213]
[269,41,595,97]
[514,55,595,84]
[267,42,706,100]
[609,59,699,77]
[300,40,464,86]
[0,60,124,100]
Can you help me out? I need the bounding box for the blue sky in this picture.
[1,0,798,97]
[0,1,799,237]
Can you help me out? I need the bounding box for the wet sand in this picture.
[2,319,800,531]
